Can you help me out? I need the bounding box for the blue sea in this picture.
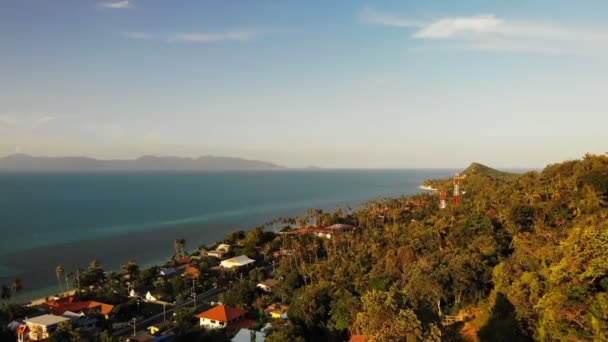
[0,169,453,300]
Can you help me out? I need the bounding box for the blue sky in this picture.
[1,0,607,168]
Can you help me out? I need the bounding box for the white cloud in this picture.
[363,9,608,54]
[99,0,132,9]
[169,31,256,43]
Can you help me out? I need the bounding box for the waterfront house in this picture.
[256,279,279,292]
[23,314,70,341]
[196,304,247,329]
[45,296,114,319]
[219,255,255,269]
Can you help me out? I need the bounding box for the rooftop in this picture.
[196,305,247,322]
[24,314,70,326]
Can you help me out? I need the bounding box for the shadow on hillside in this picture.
[478,293,532,342]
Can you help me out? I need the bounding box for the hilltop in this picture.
[462,162,520,181]
[423,162,521,191]
[0,154,284,172]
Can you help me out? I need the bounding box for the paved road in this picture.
[113,287,224,338]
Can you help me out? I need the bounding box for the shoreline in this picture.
[418,184,438,191]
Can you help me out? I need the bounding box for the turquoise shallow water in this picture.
[0,169,453,300]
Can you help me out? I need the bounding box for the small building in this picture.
[265,304,288,319]
[206,250,228,258]
[184,265,201,279]
[219,255,254,269]
[232,328,266,342]
[23,314,70,341]
[217,244,231,252]
[196,305,247,329]
[159,267,177,277]
[145,291,169,302]
[61,311,97,333]
[256,279,279,293]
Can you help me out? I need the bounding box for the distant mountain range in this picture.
[0,154,284,172]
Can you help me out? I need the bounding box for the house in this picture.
[256,279,279,292]
[61,311,97,333]
[45,296,114,319]
[23,314,70,341]
[206,250,228,258]
[231,328,266,342]
[206,244,232,258]
[159,267,177,277]
[196,304,247,329]
[265,304,288,319]
[217,244,231,252]
[219,255,255,269]
[184,265,201,279]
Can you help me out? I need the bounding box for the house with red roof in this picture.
[196,304,250,330]
[45,296,114,319]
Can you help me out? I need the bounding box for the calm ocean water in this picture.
[0,169,453,300]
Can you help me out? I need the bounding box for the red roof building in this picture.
[45,296,114,318]
[196,305,247,329]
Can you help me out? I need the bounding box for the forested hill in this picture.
[423,162,520,191]
[259,154,608,341]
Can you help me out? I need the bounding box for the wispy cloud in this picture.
[99,0,133,9]
[169,31,257,43]
[36,116,56,125]
[124,30,265,43]
[0,113,58,127]
[125,31,153,40]
[362,9,608,54]
[0,115,17,126]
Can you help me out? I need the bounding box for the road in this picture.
[113,287,224,338]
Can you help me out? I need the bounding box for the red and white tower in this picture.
[453,173,461,205]
[439,191,447,209]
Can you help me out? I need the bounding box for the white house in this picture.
[256,279,279,293]
[217,244,231,252]
[196,305,247,329]
[23,314,70,341]
[220,255,254,269]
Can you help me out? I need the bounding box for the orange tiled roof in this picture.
[184,265,200,278]
[196,305,247,322]
[46,296,114,316]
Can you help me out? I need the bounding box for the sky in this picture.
[1,0,607,168]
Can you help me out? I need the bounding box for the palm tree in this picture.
[174,238,186,258]
[1,285,11,302]
[11,278,23,301]
[56,264,65,293]
[65,272,74,292]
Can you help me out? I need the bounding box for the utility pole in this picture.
[191,279,197,309]
[130,317,137,336]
